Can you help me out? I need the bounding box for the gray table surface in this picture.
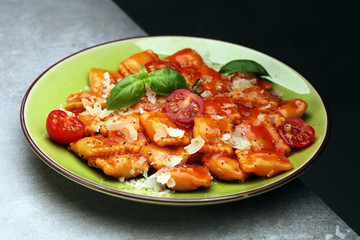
[1,0,359,239]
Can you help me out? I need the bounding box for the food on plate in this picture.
[46,48,315,192]
[46,110,85,144]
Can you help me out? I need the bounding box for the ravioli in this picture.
[48,47,316,192]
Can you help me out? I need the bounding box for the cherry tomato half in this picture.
[145,60,182,73]
[46,110,85,144]
[277,118,315,148]
[165,89,204,126]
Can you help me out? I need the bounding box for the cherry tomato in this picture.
[46,110,85,144]
[277,118,315,148]
[165,89,204,126]
[145,60,182,73]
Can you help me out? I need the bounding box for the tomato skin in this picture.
[277,118,315,148]
[145,60,182,73]
[165,89,204,126]
[46,110,85,144]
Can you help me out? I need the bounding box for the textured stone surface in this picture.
[0,0,359,239]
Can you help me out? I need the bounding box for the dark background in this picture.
[114,0,360,234]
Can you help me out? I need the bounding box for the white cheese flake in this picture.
[125,173,173,194]
[168,127,185,138]
[153,122,169,141]
[145,88,156,104]
[133,156,147,169]
[153,122,184,141]
[139,107,145,114]
[165,155,183,168]
[104,120,138,142]
[211,115,224,120]
[231,131,251,150]
[257,113,266,121]
[201,90,213,97]
[184,136,205,154]
[221,134,231,141]
[232,78,257,90]
[156,172,171,185]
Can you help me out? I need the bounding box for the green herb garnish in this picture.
[105,65,188,110]
[218,59,270,77]
[190,78,205,96]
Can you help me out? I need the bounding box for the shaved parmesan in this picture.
[133,156,147,169]
[231,131,251,150]
[156,172,176,188]
[104,120,138,142]
[125,173,173,194]
[221,134,231,141]
[232,78,257,90]
[168,127,185,138]
[153,122,184,141]
[165,155,183,168]
[153,122,169,141]
[202,90,213,97]
[156,172,171,185]
[184,136,205,154]
[211,115,224,120]
[257,113,266,121]
[145,88,156,104]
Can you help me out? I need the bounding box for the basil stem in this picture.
[218,59,270,77]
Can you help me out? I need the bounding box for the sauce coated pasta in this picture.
[46,48,315,192]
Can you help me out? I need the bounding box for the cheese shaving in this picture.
[221,134,231,141]
[211,115,224,120]
[153,122,184,141]
[145,88,156,104]
[232,78,257,90]
[104,120,138,142]
[168,127,185,138]
[231,131,251,150]
[165,155,183,168]
[133,156,147,169]
[102,72,115,98]
[184,136,205,154]
[156,172,171,185]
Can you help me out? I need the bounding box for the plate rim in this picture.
[20,35,331,205]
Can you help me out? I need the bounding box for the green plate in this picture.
[20,36,330,205]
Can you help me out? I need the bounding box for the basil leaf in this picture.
[138,64,149,79]
[105,74,145,110]
[147,68,188,95]
[219,59,270,77]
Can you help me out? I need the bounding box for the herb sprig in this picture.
[105,65,188,110]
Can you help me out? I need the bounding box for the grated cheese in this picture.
[101,72,115,98]
[125,175,173,194]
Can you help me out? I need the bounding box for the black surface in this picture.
[114,0,360,234]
